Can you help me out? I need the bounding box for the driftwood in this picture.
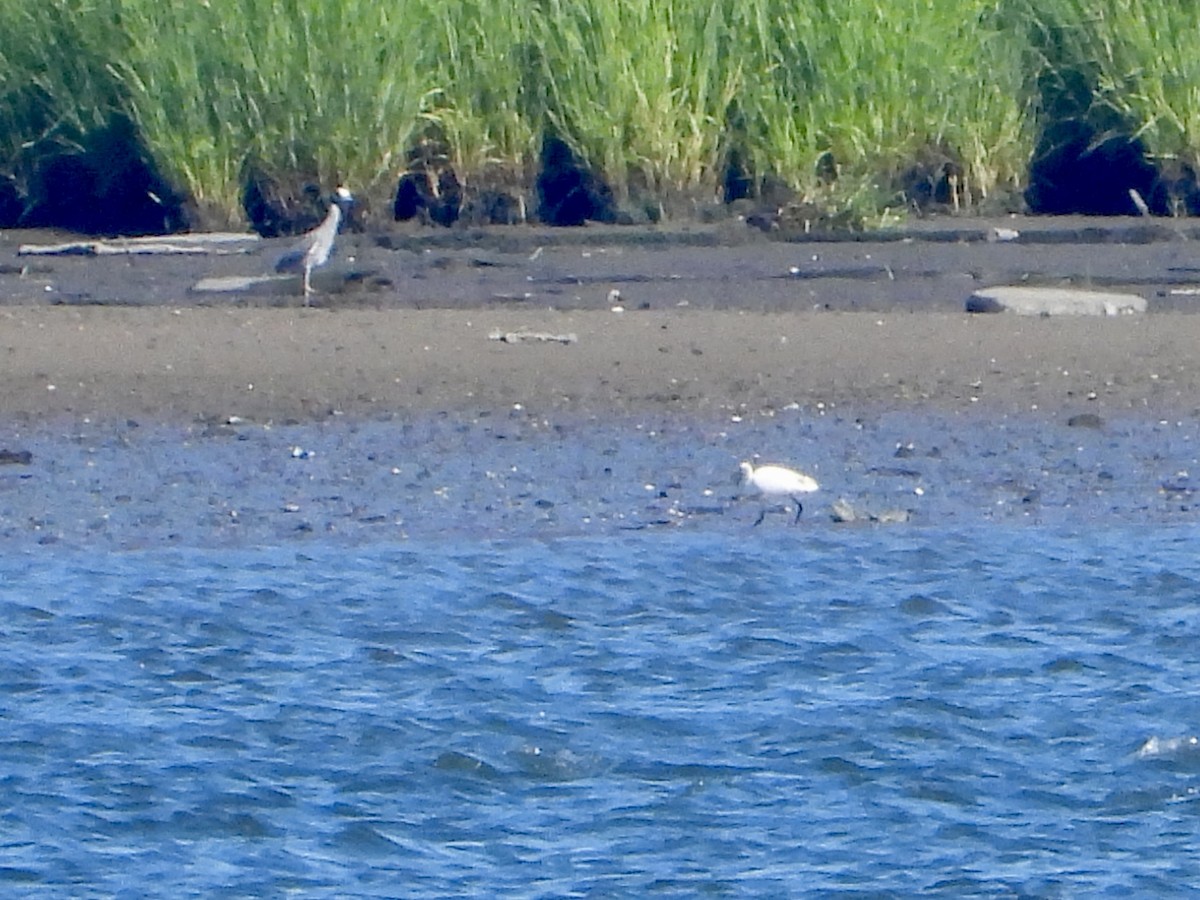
[18,232,260,257]
[488,328,578,345]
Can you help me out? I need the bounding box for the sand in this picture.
[0,305,1195,424]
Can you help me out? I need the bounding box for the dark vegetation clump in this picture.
[1024,67,1161,216]
[16,116,187,235]
[391,132,465,228]
[534,136,616,227]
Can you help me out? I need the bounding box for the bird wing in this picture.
[274,203,341,273]
[274,243,308,273]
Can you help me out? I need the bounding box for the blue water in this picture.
[3,524,1200,896]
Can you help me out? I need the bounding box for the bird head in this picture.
[329,186,355,229]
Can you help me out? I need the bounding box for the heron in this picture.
[739,460,819,525]
[275,186,354,304]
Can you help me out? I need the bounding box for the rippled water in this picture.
[3,524,1200,896]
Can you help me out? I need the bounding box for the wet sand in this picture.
[1,219,1198,547]
[0,305,1198,424]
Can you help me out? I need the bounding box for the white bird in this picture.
[739,460,819,525]
[275,186,354,304]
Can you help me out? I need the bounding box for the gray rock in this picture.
[966,286,1147,316]
[830,498,911,524]
[831,498,858,523]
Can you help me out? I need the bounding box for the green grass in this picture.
[3,0,1195,227]
[1022,0,1200,184]
[417,0,539,193]
[106,0,435,224]
[529,0,742,211]
[730,0,1032,218]
[0,1,123,165]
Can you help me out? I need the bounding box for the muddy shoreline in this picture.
[0,403,1195,550]
[1,218,1198,547]
[2,215,1200,424]
[9,216,1200,316]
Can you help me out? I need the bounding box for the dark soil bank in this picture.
[7,216,1200,313]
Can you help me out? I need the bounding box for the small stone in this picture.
[1067,413,1104,429]
[831,498,858,523]
[1161,479,1194,496]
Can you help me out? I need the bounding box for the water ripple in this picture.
[1,524,1199,894]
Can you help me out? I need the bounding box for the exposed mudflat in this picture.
[7,215,1200,313]
[0,408,1196,550]
[0,216,1197,547]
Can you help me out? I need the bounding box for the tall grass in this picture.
[13,0,1195,228]
[89,0,544,222]
[530,0,742,208]
[105,0,434,224]
[0,1,123,167]
[1022,1,1200,177]
[732,0,1032,215]
[418,0,540,191]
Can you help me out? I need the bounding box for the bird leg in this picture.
[792,498,804,523]
[753,506,767,527]
[303,265,313,306]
